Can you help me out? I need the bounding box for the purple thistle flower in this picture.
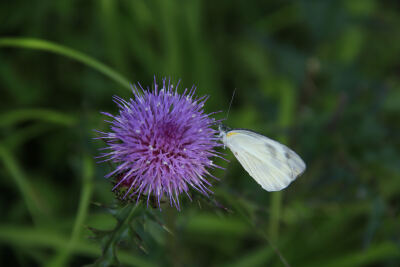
[96,78,223,209]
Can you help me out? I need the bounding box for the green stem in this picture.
[269,192,282,243]
[95,203,140,266]
[46,154,94,267]
[0,144,47,224]
[268,80,296,243]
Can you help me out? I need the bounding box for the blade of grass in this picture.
[46,154,94,267]
[3,124,52,152]
[282,203,370,264]
[222,245,274,267]
[99,0,127,74]
[157,0,182,76]
[269,192,282,243]
[0,224,156,267]
[0,109,77,127]
[124,1,159,74]
[215,188,291,267]
[0,144,48,224]
[0,37,131,89]
[269,79,296,243]
[306,242,400,267]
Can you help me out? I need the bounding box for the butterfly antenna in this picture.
[225,88,236,121]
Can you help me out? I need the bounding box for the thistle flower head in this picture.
[96,78,222,209]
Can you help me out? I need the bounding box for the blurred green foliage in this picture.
[1,0,400,266]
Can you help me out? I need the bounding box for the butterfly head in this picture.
[218,123,231,148]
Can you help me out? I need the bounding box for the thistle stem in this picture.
[95,203,140,266]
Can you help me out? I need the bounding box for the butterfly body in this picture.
[219,124,306,191]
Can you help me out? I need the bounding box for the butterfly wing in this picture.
[226,130,306,191]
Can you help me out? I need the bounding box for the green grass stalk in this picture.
[268,80,296,243]
[0,37,131,89]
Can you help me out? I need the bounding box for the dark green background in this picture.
[1,0,400,266]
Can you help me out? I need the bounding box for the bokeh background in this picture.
[1,0,400,266]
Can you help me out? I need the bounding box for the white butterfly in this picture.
[219,124,306,191]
